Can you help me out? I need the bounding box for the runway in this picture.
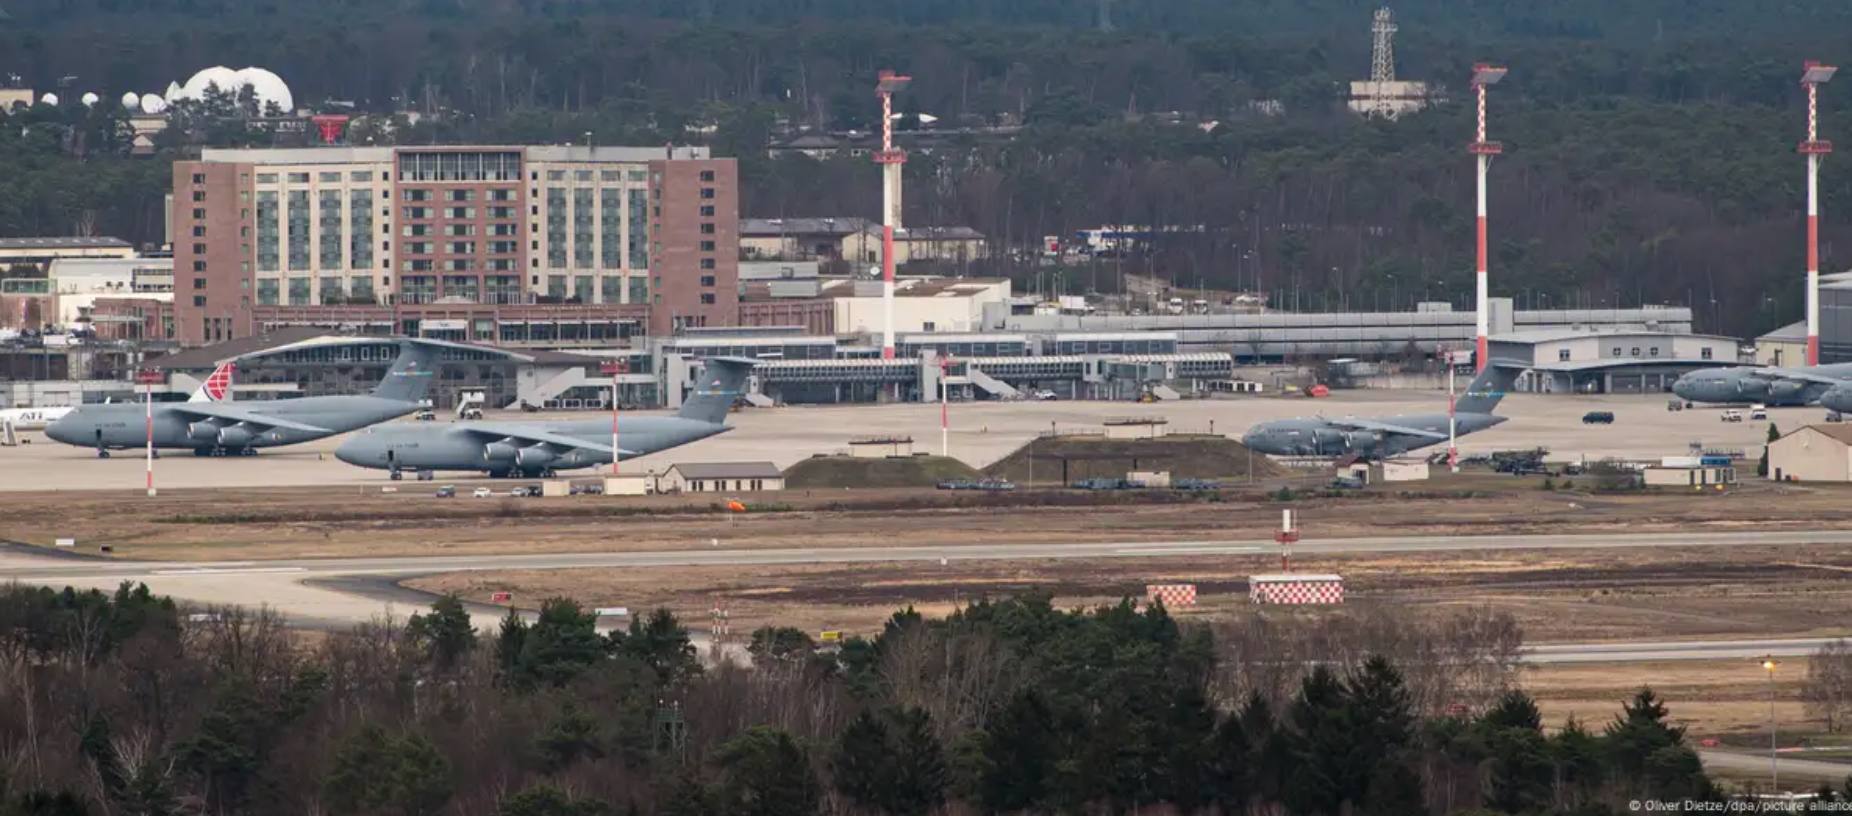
[7,527,1852,663]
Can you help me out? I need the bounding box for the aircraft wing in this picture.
[169,403,332,434]
[1750,367,1849,385]
[1324,417,1450,440]
[451,422,637,456]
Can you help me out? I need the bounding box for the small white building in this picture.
[1767,425,1852,483]
[1642,465,1736,488]
[657,461,785,493]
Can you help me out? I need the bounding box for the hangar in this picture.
[1766,424,1852,483]
[1485,328,1741,394]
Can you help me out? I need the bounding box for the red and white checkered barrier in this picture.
[1145,584,1198,607]
[1249,574,1344,605]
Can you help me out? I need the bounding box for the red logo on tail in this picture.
[203,363,232,402]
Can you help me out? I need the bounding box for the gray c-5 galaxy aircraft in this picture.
[1240,362,1525,460]
[334,356,756,480]
[1670,363,1852,407]
[45,342,435,457]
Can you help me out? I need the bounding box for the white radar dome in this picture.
[163,81,182,101]
[168,66,293,113]
[234,66,293,113]
[39,93,57,106]
[120,91,139,109]
[80,92,99,107]
[139,94,167,114]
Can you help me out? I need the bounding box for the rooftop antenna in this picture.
[1369,8,1398,118]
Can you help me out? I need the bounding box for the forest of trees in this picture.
[0,581,1765,815]
[5,0,1852,335]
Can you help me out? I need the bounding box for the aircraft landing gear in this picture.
[237,448,256,457]
[96,449,110,459]
[389,468,403,481]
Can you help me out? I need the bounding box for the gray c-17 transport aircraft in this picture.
[333,357,757,480]
[1670,363,1852,407]
[1240,361,1526,460]
[45,342,435,457]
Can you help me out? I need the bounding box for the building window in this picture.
[257,173,278,184]
[700,275,716,287]
[257,191,279,272]
[547,170,566,181]
[700,293,716,304]
[573,188,595,269]
[600,188,622,270]
[575,170,593,181]
[1650,346,1660,357]
[192,261,206,272]
[192,208,206,219]
[192,277,205,289]
[700,187,715,199]
[318,189,344,271]
[446,189,476,202]
[700,241,715,252]
[191,173,205,184]
[1702,347,1714,360]
[700,205,715,217]
[319,172,341,183]
[288,173,310,184]
[700,258,716,269]
[700,223,715,234]
[1557,348,1570,362]
[699,170,715,182]
[402,189,431,202]
[547,188,568,267]
[628,190,649,270]
[191,225,205,237]
[1630,347,1640,357]
[1611,348,1621,356]
[192,295,205,307]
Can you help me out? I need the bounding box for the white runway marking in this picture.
[151,567,307,576]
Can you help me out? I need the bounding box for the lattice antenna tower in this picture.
[1369,7,1398,118]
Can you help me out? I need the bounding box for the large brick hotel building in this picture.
[171,145,738,345]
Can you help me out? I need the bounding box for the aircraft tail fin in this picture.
[675,357,758,425]
[1454,360,1526,415]
[371,342,437,404]
[187,362,233,403]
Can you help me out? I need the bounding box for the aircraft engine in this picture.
[482,441,519,462]
[1343,430,1381,450]
[1735,377,1772,398]
[515,446,559,468]
[1768,380,1808,403]
[187,420,222,442]
[215,426,255,448]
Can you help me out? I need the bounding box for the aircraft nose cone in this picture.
[333,437,363,466]
[44,414,77,444]
[1671,378,1693,399]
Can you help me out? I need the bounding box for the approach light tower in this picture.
[1468,63,1507,373]
[875,70,911,360]
[1802,61,1837,366]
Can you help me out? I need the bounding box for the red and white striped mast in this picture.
[1469,63,1507,373]
[137,367,162,496]
[601,359,630,474]
[1802,61,1837,365]
[875,70,911,361]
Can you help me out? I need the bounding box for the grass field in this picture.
[782,454,981,488]
[10,475,1852,561]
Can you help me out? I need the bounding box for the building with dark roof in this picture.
[656,461,784,493]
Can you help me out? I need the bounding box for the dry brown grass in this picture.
[10,477,1852,562]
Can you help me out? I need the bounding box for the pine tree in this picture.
[405,594,477,673]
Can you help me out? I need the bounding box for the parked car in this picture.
[1749,405,1769,420]
[414,409,436,421]
[1666,399,1684,412]
[472,487,493,498]
[434,485,455,498]
[1721,409,1744,422]
[1581,411,1615,424]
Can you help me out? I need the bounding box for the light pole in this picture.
[136,367,162,496]
[1763,657,1779,792]
[938,353,954,458]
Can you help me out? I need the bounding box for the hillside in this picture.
[782,454,983,489]
[982,434,1288,485]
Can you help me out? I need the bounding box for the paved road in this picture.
[1697,750,1852,782]
[7,528,1852,661]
